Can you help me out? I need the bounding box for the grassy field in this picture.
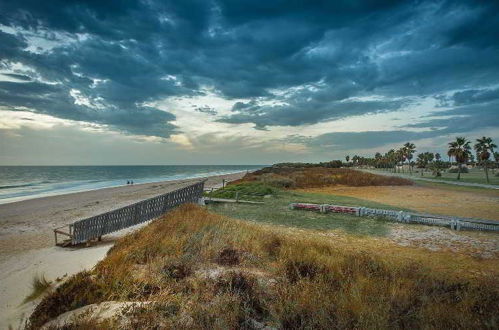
[375,167,499,185]
[416,180,498,192]
[433,168,499,185]
[206,183,410,237]
[28,204,499,329]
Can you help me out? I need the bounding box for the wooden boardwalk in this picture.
[54,181,205,246]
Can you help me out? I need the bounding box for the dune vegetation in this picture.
[29,204,498,329]
[235,167,413,189]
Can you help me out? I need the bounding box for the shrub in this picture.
[206,182,276,200]
[258,173,296,188]
[239,167,412,188]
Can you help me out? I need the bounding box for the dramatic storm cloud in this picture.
[0,0,498,164]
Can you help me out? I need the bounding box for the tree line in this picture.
[345,136,497,183]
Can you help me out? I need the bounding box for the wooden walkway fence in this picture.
[54,181,205,246]
[290,202,499,232]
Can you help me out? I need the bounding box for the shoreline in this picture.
[0,171,246,329]
[0,168,255,205]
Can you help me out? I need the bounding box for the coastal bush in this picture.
[239,166,412,188]
[28,204,498,329]
[258,173,296,188]
[206,182,276,200]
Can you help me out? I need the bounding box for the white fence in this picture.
[290,203,499,232]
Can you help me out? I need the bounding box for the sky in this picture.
[0,0,498,165]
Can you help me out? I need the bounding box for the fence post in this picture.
[397,211,403,222]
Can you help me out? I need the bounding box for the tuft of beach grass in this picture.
[23,274,52,304]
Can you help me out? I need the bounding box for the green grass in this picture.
[431,168,499,185]
[416,180,499,193]
[374,167,499,185]
[207,183,413,237]
[204,182,276,201]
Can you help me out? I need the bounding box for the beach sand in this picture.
[0,171,246,329]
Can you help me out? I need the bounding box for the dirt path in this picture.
[300,184,499,221]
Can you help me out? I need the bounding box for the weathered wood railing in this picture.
[54,181,205,246]
[290,202,499,232]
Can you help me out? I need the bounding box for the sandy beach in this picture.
[0,171,246,329]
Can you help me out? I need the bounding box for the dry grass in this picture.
[23,274,52,303]
[237,167,413,188]
[29,204,498,329]
[298,185,499,221]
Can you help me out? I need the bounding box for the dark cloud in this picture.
[0,0,498,138]
[305,130,441,151]
[194,106,217,115]
[451,88,499,106]
[220,97,407,129]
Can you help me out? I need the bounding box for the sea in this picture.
[0,165,264,204]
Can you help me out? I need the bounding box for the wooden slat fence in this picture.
[55,181,205,246]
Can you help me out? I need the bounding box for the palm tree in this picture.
[395,148,405,173]
[448,137,471,180]
[352,155,359,166]
[386,149,396,172]
[416,153,427,176]
[474,137,497,184]
[403,142,416,174]
[416,152,434,176]
[345,155,350,163]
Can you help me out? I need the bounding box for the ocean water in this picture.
[0,165,264,204]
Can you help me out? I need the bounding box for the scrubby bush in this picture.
[239,167,412,188]
[206,182,276,200]
[258,173,296,188]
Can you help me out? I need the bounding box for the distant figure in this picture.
[127,180,130,185]
[131,180,134,185]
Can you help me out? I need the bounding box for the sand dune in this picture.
[0,171,245,329]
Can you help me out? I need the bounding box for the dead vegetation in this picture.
[23,274,52,303]
[236,166,413,188]
[29,204,498,329]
